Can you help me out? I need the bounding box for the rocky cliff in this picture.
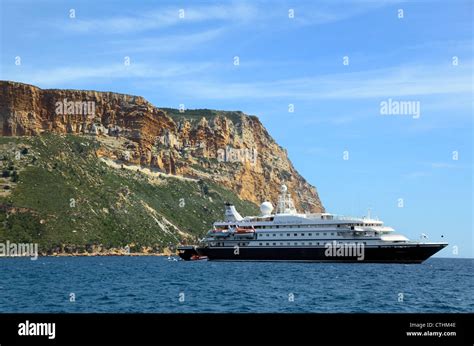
[0,80,324,213]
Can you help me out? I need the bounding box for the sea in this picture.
[0,257,472,313]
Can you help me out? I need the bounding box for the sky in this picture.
[0,0,472,258]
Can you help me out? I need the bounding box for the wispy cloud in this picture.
[152,61,472,100]
[402,171,430,179]
[5,60,471,103]
[302,115,357,126]
[61,3,258,34]
[4,62,213,87]
[402,160,468,179]
[55,0,400,35]
[292,0,405,26]
[108,28,226,54]
[429,162,463,169]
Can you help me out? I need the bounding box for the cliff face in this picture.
[0,81,324,213]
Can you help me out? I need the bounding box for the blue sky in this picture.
[0,0,472,257]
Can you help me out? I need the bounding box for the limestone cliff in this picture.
[0,81,324,212]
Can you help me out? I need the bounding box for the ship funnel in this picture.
[224,203,243,222]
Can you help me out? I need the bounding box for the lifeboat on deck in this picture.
[209,228,231,238]
[234,226,255,238]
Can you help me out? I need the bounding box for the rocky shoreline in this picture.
[37,246,178,257]
[40,252,175,257]
[0,250,179,258]
[1,244,180,258]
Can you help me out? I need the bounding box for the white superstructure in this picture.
[204,185,410,248]
[179,184,446,262]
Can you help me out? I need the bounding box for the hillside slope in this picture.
[0,134,258,254]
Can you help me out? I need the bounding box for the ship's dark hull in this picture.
[196,244,447,263]
[177,246,198,261]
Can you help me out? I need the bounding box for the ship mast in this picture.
[277,185,297,214]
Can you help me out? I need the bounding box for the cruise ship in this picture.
[178,185,447,263]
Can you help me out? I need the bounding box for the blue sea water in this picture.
[0,257,472,313]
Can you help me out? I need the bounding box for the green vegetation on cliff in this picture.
[162,108,245,125]
[0,134,258,253]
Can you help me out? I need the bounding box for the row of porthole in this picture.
[211,241,369,247]
[256,242,368,246]
[259,232,335,238]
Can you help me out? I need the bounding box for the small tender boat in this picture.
[190,254,208,261]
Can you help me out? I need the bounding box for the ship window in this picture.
[301,233,305,236]
[276,226,279,228]
[317,242,320,245]
[287,233,290,236]
[316,233,319,236]
[287,242,290,245]
[273,234,276,237]
[273,243,276,246]
[331,233,334,236]
[309,242,312,245]
[323,233,327,236]
[309,233,312,236]
[259,243,262,246]
[294,233,297,236]
[266,243,269,246]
